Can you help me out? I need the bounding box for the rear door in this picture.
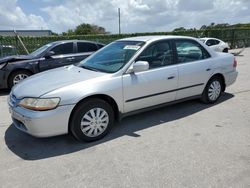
[174,39,212,100]
[122,40,178,113]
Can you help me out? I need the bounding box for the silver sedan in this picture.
[8,36,238,142]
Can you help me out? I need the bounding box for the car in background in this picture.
[200,37,230,53]
[0,40,104,88]
[8,36,238,142]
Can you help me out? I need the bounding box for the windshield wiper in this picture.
[81,65,101,72]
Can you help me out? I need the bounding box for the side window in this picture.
[136,41,173,69]
[213,40,220,45]
[176,40,210,63]
[206,39,214,46]
[51,43,73,55]
[77,42,97,53]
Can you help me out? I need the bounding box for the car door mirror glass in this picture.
[130,61,149,73]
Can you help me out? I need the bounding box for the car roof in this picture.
[118,35,196,42]
[200,37,222,41]
[49,40,104,45]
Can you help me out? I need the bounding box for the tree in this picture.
[63,23,108,35]
[173,27,186,32]
[200,25,207,30]
[51,31,59,36]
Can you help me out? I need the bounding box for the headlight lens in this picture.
[19,98,60,111]
[0,63,7,69]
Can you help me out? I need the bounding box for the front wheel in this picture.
[8,70,31,88]
[201,77,223,104]
[70,99,114,142]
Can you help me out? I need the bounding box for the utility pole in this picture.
[118,8,121,34]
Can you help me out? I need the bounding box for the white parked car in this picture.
[200,37,230,53]
[8,36,238,142]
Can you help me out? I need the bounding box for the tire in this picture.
[70,98,114,142]
[201,77,223,104]
[8,70,31,88]
[223,48,228,53]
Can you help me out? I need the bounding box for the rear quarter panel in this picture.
[210,52,236,86]
[212,52,234,74]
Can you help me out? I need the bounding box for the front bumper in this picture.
[8,99,75,137]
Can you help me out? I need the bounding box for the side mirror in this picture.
[128,61,149,73]
[44,51,55,58]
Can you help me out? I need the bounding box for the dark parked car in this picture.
[0,40,104,88]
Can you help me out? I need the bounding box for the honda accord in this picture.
[8,36,238,142]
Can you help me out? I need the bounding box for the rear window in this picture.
[213,40,220,45]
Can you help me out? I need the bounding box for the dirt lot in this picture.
[0,48,250,188]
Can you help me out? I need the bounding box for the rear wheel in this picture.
[201,77,223,104]
[223,48,228,53]
[70,99,114,142]
[8,70,31,88]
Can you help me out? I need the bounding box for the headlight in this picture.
[18,98,60,111]
[0,63,7,69]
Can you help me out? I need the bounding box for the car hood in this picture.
[12,65,107,98]
[0,55,33,64]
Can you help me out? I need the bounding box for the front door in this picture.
[123,40,178,113]
[39,42,75,71]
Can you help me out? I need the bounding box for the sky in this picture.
[0,0,249,34]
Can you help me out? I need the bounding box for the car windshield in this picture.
[30,44,52,57]
[78,41,145,73]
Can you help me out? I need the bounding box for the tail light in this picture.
[233,58,237,68]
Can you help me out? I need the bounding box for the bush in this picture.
[0,28,249,54]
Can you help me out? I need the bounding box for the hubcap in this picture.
[208,80,221,101]
[13,74,29,85]
[80,108,109,137]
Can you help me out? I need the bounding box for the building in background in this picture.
[0,30,52,37]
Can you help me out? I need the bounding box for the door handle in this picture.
[206,68,211,71]
[167,76,175,80]
[67,57,75,61]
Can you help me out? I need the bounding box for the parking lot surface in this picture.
[0,48,250,188]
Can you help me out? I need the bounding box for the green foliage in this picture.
[174,22,250,31]
[63,23,108,36]
[0,28,250,54]
[173,27,186,32]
